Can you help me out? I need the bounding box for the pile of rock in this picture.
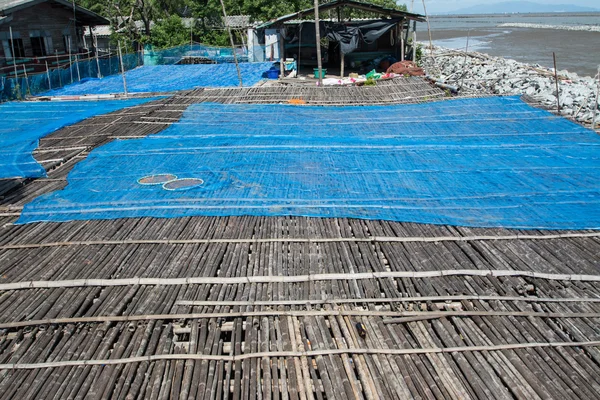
[421,45,600,126]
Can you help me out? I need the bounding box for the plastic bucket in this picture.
[313,68,327,78]
[266,69,280,79]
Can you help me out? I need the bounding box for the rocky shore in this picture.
[421,45,600,126]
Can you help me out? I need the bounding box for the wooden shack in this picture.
[250,0,426,77]
[0,0,107,77]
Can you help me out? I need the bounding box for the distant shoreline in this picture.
[428,12,600,17]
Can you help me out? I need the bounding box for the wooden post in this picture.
[45,61,52,90]
[118,41,128,97]
[314,0,323,86]
[219,0,243,87]
[553,52,560,114]
[279,30,285,77]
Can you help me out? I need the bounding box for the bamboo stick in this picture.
[593,66,600,130]
[314,0,323,86]
[4,230,597,251]
[118,41,128,97]
[175,294,600,307]
[553,52,560,114]
[1,309,598,330]
[219,0,243,87]
[1,269,599,291]
[4,341,595,378]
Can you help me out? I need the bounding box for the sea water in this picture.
[416,13,600,77]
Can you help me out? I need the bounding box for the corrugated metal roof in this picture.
[0,0,108,25]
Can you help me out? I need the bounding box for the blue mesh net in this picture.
[42,63,273,96]
[1,53,142,102]
[0,97,162,179]
[144,44,252,65]
[18,96,600,229]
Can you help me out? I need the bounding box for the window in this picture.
[63,35,72,53]
[30,31,53,56]
[2,39,25,59]
[31,36,46,56]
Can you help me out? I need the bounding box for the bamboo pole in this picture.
[314,0,323,86]
[1,231,598,250]
[1,269,599,291]
[8,27,20,98]
[553,52,560,114]
[55,51,62,87]
[593,66,600,130]
[1,340,598,370]
[0,309,598,330]
[219,0,243,87]
[68,38,73,83]
[400,23,405,61]
[421,0,434,53]
[279,32,285,77]
[176,295,600,307]
[118,40,128,97]
[22,64,30,95]
[75,54,81,81]
[459,30,470,91]
[93,33,101,78]
[338,6,344,78]
[411,21,417,62]
[45,61,51,90]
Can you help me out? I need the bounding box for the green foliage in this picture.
[150,15,189,48]
[76,1,410,48]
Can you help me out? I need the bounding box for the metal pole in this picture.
[219,0,243,87]
[314,0,323,86]
[553,52,560,114]
[118,41,128,97]
[45,61,52,90]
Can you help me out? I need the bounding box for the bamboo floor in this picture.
[0,80,598,399]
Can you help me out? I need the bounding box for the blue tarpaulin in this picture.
[18,96,600,229]
[42,63,273,96]
[0,98,162,179]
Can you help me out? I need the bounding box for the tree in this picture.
[150,14,189,48]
